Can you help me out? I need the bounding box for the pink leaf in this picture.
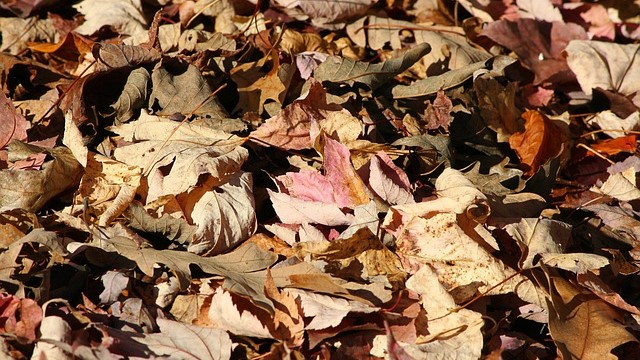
[250,80,340,150]
[323,136,370,208]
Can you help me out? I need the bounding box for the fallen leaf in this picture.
[208,287,273,338]
[0,145,83,212]
[99,271,129,304]
[323,135,370,208]
[0,294,42,342]
[565,40,640,97]
[482,19,588,84]
[149,64,228,118]
[74,0,148,38]
[505,218,572,269]
[509,110,567,177]
[111,67,150,124]
[250,80,341,150]
[133,318,232,359]
[541,253,610,274]
[314,43,431,91]
[186,171,257,256]
[545,272,637,360]
[405,266,484,359]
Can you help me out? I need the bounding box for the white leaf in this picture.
[74,0,147,38]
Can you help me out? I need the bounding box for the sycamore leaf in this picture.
[314,43,431,91]
[591,171,640,202]
[287,288,378,330]
[231,54,293,114]
[359,151,414,206]
[268,190,354,226]
[323,135,370,207]
[111,111,247,200]
[208,287,272,338]
[186,171,257,256]
[0,146,83,212]
[546,273,637,360]
[505,218,572,269]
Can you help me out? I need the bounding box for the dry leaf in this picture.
[509,110,567,177]
[546,273,637,360]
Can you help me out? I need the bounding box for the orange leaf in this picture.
[590,135,637,157]
[509,110,567,177]
[28,32,93,61]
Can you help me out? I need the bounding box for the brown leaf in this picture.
[423,91,453,131]
[92,42,160,70]
[149,64,228,118]
[508,110,567,177]
[28,32,94,63]
[474,77,522,142]
[0,145,82,212]
[546,273,637,360]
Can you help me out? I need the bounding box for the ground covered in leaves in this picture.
[2,0,640,358]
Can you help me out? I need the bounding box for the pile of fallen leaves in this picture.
[2,0,640,358]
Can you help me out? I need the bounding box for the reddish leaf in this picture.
[423,90,453,131]
[509,110,567,177]
[323,135,370,208]
[250,80,341,150]
[28,31,94,62]
[0,91,28,149]
[589,135,637,157]
[0,293,42,342]
[482,19,588,84]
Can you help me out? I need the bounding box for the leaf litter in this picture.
[1,0,640,359]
